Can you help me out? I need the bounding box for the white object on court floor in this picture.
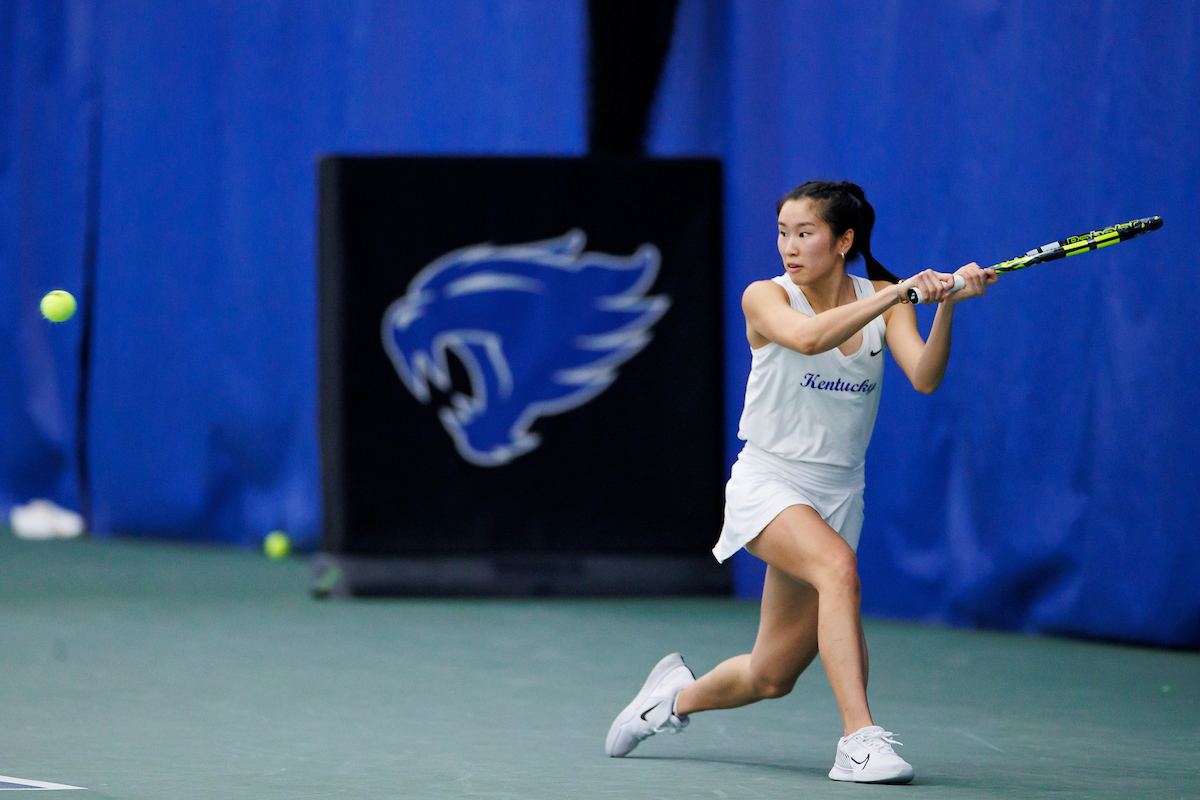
[0,773,84,790]
[9,499,85,540]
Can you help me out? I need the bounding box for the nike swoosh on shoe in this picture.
[640,701,664,722]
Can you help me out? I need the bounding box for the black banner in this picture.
[318,157,724,592]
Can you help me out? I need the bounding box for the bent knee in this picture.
[751,673,797,700]
[818,551,860,596]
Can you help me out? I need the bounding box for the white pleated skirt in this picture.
[712,442,866,563]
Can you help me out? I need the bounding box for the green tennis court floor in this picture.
[1,533,1196,799]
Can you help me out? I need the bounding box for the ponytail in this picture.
[777,180,900,284]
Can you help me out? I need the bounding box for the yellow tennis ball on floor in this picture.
[40,290,77,322]
[263,531,290,560]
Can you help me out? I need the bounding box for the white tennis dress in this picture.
[713,274,887,562]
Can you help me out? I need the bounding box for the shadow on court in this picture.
[632,753,831,779]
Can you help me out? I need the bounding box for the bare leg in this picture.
[676,564,819,713]
[859,615,869,687]
[675,504,873,735]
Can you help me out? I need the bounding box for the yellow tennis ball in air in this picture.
[40,290,77,322]
[263,531,290,560]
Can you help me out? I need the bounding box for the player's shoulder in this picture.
[869,278,897,293]
[744,277,787,297]
[742,278,789,308]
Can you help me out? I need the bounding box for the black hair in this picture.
[776,180,899,284]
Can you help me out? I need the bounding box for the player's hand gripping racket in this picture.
[907,216,1164,304]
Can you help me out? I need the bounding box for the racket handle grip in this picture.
[907,273,965,304]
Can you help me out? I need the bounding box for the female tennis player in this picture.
[606,180,997,783]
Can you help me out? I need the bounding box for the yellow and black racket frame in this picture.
[991,216,1164,274]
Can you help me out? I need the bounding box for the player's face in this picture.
[777,198,845,285]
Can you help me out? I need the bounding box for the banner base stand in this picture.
[310,553,730,598]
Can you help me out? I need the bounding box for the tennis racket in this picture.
[908,215,1164,304]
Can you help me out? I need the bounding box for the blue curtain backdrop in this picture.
[0,0,93,519]
[1,0,586,545]
[648,0,1199,647]
[3,1,1197,646]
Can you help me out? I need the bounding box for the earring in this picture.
[840,252,846,258]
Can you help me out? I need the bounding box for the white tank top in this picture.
[737,274,886,470]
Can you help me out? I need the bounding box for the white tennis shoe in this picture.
[828,725,915,783]
[605,653,695,757]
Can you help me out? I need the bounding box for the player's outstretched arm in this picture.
[743,277,937,356]
[882,263,997,393]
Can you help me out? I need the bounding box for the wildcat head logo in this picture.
[382,230,669,467]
